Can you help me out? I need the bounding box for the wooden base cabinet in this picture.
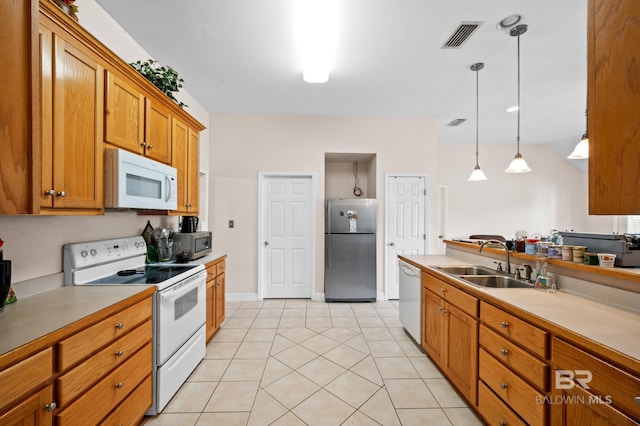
[205,256,227,341]
[421,272,478,404]
[551,337,640,425]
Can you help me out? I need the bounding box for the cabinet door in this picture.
[171,117,189,213]
[206,280,215,341]
[588,0,640,214]
[422,290,445,364]
[105,71,144,155]
[43,23,104,210]
[186,127,200,213]
[444,303,478,404]
[144,98,172,164]
[552,383,637,426]
[214,273,225,329]
[0,385,54,426]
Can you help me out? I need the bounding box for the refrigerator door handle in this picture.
[326,236,332,268]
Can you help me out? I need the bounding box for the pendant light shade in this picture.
[505,24,532,174]
[568,109,589,159]
[468,62,487,181]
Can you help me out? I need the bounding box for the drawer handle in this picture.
[115,322,124,330]
[499,422,507,426]
[635,397,640,407]
[45,402,57,412]
[500,348,508,356]
[440,287,446,294]
[115,382,124,390]
[115,350,124,358]
[500,382,508,390]
[500,321,510,329]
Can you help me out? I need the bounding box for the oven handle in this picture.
[159,271,205,302]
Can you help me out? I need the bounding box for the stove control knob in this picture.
[81,250,88,258]
[90,249,98,256]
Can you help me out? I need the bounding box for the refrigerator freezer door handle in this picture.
[326,236,332,268]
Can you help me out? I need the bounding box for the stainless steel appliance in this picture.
[325,198,377,302]
[172,231,212,261]
[63,236,206,414]
[104,148,178,210]
[559,231,640,267]
[398,260,421,342]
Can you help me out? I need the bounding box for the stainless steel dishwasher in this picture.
[398,260,421,343]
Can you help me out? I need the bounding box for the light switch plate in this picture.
[229,220,234,229]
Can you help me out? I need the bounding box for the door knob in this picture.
[264,241,269,246]
[389,242,395,246]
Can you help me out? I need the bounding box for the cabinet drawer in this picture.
[56,342,151,426]
[206,263,217,282]
[56,320,152,406]
[481,302,548,359]
[423,273,478,317]
[552,337,640,420]
[56,298,152,371]
[479,348,546,426]
[478,381,526,426]
[99,374,152,426]
[216,261,225,275]
[480,324,549,392]
[0,348,52,413]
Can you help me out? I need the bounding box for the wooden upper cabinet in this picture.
[105,71,144,155]
[105,71,173,164]
[588,0,640,214]
[39,18,104,212]
[171,117,200,215]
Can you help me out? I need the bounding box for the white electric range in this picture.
[63,235,206,415]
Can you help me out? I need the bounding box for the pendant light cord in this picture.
[475,66,480,167]
[516,32,521,156]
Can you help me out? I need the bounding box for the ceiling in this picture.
[94,0,587,152]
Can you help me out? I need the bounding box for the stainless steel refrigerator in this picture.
[325,198,377,302]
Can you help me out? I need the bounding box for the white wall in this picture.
[209,114,439,298]
[0,0,210,298]
[437,143,613,241]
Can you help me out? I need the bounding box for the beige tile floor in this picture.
[144,299,483,426]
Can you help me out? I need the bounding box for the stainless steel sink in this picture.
[459,275,534,289]
[434,265,497,275]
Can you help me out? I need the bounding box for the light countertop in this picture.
[401,254,640,373]
[0,285,155,358]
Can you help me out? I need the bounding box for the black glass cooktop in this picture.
[89,264,199,285]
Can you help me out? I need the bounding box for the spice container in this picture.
[525,239,539,255]
[583,252,599,265]
[572,246,587,263]
[597,253,616,268]
[547,245,562,259]
[561,245,574,261]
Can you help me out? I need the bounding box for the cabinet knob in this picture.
[115,322,124,330]
[499,422,507,426]
[57,191,66,197]
[45,402,57,412]
[500,348,509,356]
[500,321,510,329]
[147,144,153,150]
[439,287,446,294]
[140,142,146,147]
[115,350,124,358]
[186,203,192,207]
[635,396,640,407]
[44,189,56,196]
[115,382,124,390]
[500,382,508,390]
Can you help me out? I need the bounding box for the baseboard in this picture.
[377,292,387,301]
[226,293,259,302]
[312,293,325,302]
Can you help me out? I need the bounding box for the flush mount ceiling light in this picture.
[497,14,522,30]
[294,0,339,83]
[468,63,488,181]
[505,24,532,173]
[568,109,589,159]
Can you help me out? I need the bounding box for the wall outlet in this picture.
[229,220,234,229]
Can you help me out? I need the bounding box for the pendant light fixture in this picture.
[568,109,589,159]
[505,24,532,173]
[468,62,487,181]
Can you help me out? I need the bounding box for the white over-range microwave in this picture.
[105,148,178,210]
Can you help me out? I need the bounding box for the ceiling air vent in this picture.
[442,21,483,48]
[447,118,466,127]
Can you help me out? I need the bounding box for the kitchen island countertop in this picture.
[401,254,640,374]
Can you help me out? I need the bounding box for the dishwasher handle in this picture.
[398,262,420,278]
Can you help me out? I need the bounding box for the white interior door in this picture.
[260,174,315,299]
[386,175,427,299]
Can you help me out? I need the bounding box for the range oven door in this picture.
[156,270,206,365]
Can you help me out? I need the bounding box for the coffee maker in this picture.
[180,216,199,233]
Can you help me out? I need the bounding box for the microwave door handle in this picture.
[165,175,171,202]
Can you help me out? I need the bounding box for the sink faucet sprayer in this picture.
[479,240,512,274]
